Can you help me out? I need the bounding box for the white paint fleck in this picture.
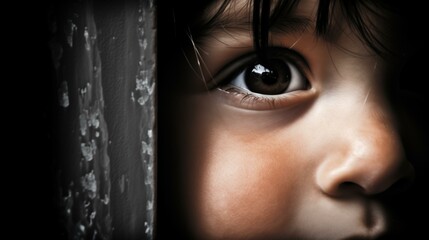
[95,131,100,138]
[146,200,153,210]
[131,92,135,102]
[81,142,94,161]
[139,39,148,49]
[142,141,153,156]
[136,77,146,91]
[81,171,97,199]
[89,112,100,129]
[66,19,77,47]
[79,112,88,136]
[84,27,91,51]
[144,168,153,185]
[79,224,85,232]
[147,130,153,138]
[144,221,152,234]
[138,27,145,36]
[137,95,149,106]
[147,82,155,95]
[101,194,110,205]
[90,211,96,219]
[80,87,87,96]
[58,81,69,108]
[64,188,73,215]
[142,39,147,49]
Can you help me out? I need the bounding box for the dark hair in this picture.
[185,0,401,59]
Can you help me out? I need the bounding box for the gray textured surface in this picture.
[50,0,155,239]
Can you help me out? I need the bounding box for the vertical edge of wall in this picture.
[136,0,156,238]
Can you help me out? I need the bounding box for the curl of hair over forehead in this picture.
[189,0,400,58]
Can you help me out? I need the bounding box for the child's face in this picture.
[181,0,414,239]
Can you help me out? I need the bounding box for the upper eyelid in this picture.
[208,52,257,89]
[209,47,312,90]
[268,47,312,78]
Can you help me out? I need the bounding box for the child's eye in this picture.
[226,58,308,95]
[213,48,314,110]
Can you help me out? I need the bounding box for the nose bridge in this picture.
[316,98,413,196]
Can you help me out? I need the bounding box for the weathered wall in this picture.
[49,0,155,239]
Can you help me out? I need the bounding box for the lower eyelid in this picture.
[214,86,317,111]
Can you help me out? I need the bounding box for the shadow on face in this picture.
[157,0,429,239]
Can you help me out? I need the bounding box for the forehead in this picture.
[202,0,319,27]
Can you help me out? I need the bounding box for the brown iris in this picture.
[245,59,291,95]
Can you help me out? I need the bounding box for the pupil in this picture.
[245,60,291,95]
[261,69,278,85]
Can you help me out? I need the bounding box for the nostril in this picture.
[337,182,366,197]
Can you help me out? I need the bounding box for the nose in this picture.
[316,107,415,197]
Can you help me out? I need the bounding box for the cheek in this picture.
[187,115,306,238]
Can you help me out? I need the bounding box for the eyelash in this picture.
[219,86,278,108]
[210,47,313,110]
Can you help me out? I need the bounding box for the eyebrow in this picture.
[195,1,314,40]
[270,15,313,35]
[200,13,313,37]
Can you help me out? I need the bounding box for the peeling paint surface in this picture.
[135,1,156,237]
[51,1,113,239]
[50,0,155,239]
